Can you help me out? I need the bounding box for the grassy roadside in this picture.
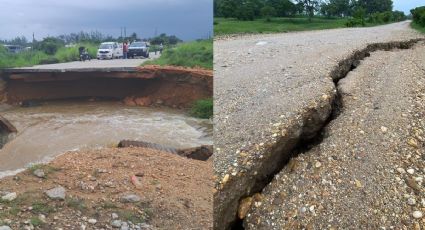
[411,22,425,33]
[190,98,213,119]
[214,17,397,35]
[143,39,213,70]
[0,43,98,68]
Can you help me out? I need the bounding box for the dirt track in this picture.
[213,21,425,229]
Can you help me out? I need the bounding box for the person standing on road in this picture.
[123,41,128,59]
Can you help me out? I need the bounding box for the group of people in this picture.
[121,41,163,59]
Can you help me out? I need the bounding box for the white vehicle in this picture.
[97,42,123,59]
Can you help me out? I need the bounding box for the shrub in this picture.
[411,6,425,27]
[346,19,365,27]
[144,39,212,69]
[36,37,65,55]
[261,6,276,22]
[190,98,213,119]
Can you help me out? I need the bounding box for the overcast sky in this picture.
[0,0,212,41]
[393,0,424,14]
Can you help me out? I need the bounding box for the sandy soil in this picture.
[0,147,212,230]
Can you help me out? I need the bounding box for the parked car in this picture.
[128,42,150,58]
[97,42,123,59]
[3,45,24,53]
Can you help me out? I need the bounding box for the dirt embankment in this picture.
[0,147,213,229]
[1,65,213,109]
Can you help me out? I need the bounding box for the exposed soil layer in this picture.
[0,66,213,108]
[0,147,213,229]
[215,38,425,230]
[118,140,213,161]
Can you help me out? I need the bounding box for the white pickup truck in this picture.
[97,42,123,59]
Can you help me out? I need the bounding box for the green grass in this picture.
[411,22,425,33]
[66,197,87,212]
[144,39,212,69]
[214,17,394,35]
[190,98,213,119]
[0,43,99,68]
[28,163,60,178]
[214,17,348,35]
[30,217,43,227]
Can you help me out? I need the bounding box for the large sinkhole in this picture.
[0,69,213,177]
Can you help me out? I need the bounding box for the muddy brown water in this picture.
[0,100,212,178]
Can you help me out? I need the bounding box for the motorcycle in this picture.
[78,46,91,61]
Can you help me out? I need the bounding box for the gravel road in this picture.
[12,52,159,70]
[245,41,425,229]
[213,21,425,229]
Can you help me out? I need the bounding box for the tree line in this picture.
[1,31,182,55]
[411,6,425,27]
[214,0,405,23]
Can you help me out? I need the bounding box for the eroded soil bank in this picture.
[0,66,213,109]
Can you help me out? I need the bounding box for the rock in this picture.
[315,161,322,168]
[120,222,129,230]
[406,178,421,192]
[111,220,122,228]
[111,213,119,219]
[407,198,416,206]
[1,192,17,201]
[238,196,253,219]
[139,223,153,230]
[134,97,152,106]
[407,138,419,148]
[120,194,141,203]
[88,219,97,224]
[45,186,66,200]
[380,126,388,133]
[0,226,12,230]
[407,168,415,175]
[123,97,136,106]
[33,169,45,178]
[396,168,406,174]
[413,211,423,219]
[80,224,86,230]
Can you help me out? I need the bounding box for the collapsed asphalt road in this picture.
[213,21,425,229]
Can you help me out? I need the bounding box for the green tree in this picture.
[353,6,366,25]
[261,6,277,21]
[36,37,64,55]
[357,0,393,15]
[267,0,296,17]
[217,0,238,18]
[296,0,320,22]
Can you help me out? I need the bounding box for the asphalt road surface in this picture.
[13,52,160,70]
[213,21,425,229]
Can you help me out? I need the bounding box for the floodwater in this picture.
[0,101,212,177]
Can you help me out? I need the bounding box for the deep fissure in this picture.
[231,38,425,229]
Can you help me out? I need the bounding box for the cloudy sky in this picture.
[0,0,212,41]
[393,0,424,14]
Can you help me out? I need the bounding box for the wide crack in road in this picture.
[214,21,425,229]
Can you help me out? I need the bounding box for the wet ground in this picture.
[0,100,212,177]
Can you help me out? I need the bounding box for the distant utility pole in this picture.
[120,27,123,38]
[124,27,127,39]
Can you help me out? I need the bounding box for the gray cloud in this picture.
[393,0,424,14]
[0,0,212,41]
